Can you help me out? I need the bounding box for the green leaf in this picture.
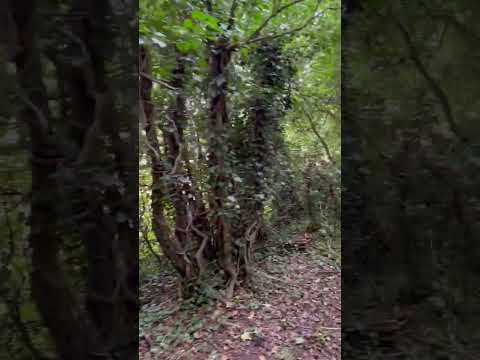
[139,22,148,35]
[183,19,194,29]
[191,9,221,31]
[240,47,249,58]
[189,38,202,50]
[191,9,209,21]
[175,33,202,53]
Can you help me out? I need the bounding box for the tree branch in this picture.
[297,93,338,122]
[165,115,184,176]
[245,0,307,43]
[75,92,108,165]
[301,106,334,163]
[418,0,480,43]
[140,72,178,91]
[140,196,164,268]
[387,10,466,142]
[139,96,161,161]
[246,2,332,46]
[15,90,49,138]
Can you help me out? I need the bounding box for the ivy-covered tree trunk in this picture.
[251,41,301,226]
[206,39,238,298]
[236,43,282,256]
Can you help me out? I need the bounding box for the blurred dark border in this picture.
[1,1,139,359]
[342,0,480,358]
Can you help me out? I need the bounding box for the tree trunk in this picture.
[163,50,198,282]
[206,39,237,297]
[140,45,188,278]
[11,2,98,358]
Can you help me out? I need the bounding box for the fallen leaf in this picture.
[295,336,305,344]
[240,330,252,341]
[211,309,223,320]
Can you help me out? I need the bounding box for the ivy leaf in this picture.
[191,9,221,31]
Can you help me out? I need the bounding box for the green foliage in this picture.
[139,0,341,291]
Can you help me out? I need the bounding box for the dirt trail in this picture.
[140,249,340,360]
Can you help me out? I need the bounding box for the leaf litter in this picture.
[140,238,340,360]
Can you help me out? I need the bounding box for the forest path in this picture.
[140,242,340,360]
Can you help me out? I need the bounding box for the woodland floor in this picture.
[139,234,341,360]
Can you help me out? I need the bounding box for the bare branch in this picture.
[140,199,164,268]
[246,0,306,43]
[140,72,178,91]
[139,97,161,161]
[59,28,96,95]
[165,115,184,176]
[246,4,334,46]
[301,106,335,164]
[297,93,338,122]
[15,90,49,137]
[75,92,108,165]
[386,10,466,142]
[418,0,480,43]
[230,0,333,49]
